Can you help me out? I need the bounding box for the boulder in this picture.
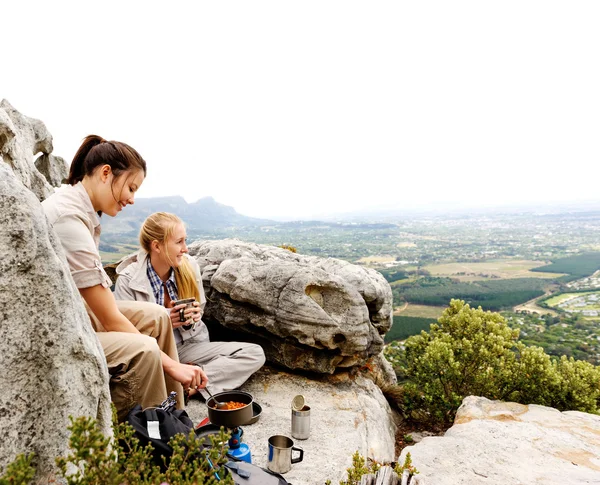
[186,365,398,485]
[0,104,112,480]
[399,396,600,485]
[188,239,393,374]
[0,99,62,201]
[35,152,68,187]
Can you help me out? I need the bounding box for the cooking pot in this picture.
[206,390,254,428]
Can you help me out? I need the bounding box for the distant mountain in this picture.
[100,196,273,236]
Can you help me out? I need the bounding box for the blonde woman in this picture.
[114,212,265,399]
[42,136,206,420]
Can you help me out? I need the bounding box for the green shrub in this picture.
[53,410,233,485]
[0,454,35,485]
[278,244,297,253]
[0,405,234,485]
[337,451,417,485]
[393,299,600,426]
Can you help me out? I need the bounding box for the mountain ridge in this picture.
[101,195,273,235]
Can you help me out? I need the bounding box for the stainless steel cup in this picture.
[291,405,310,440]
[267,435,304,474]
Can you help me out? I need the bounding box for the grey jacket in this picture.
[113,250,209,344]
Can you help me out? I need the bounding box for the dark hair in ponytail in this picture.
[66,135,147,185]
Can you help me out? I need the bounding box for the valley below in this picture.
[102,200,600,365]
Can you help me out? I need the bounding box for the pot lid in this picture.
[291,394,305,411]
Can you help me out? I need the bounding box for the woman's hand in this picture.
[165,362,208,390]
[189,300,202,324]
[168,302,186,329]
[168,301,202,329]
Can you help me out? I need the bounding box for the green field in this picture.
[532,252,600,281]
[545,292,591,307]
[545,291,600,315]
[385,316,436,343]
[394,277,549,311]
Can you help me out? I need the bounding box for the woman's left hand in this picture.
[188,300,202,324]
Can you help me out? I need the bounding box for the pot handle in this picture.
[291,445,304,464]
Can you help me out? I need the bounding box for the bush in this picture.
[392,299,600,426]
[0,406,233,485]
[0,454,35,485]
[55,410,232,485]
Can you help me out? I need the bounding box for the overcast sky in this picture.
[3,1,599,220]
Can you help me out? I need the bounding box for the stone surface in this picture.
[399,396,600,485]
[187,366,398,485]
[0,108,112,480]
[35,152,68,187]
[0,99,56,201]
[188,239,393,374]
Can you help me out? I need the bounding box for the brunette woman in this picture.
[42,136,207,420]
[113,212,265,399]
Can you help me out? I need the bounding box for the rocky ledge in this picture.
[188,239,393,374]
[400,396,600,485]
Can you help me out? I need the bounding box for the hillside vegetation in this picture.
[384,300,600,427]
[394,277,548,311]
[532,252,600,282]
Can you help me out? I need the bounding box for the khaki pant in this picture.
[87,300,184,421]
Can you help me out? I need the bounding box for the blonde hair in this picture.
[139,212,199,301]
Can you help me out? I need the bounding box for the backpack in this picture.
[126,403,198,470]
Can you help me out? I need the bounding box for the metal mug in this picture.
[267,435,304,474]
[291,405,310,440]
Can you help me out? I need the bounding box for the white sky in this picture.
[3,1,599,220]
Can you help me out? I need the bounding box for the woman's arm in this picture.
[80,284,208,389]
[80,285,139,333]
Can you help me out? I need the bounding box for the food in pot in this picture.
[212,400,247,410]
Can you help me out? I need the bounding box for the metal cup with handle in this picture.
[267,435,304,474]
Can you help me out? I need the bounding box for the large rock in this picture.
[187,366,398,485]
[0,105,111,480]
[188,239,393,374]
[0,99,68,201]
[399,396,600,485]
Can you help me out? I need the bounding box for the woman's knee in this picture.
[134,334,162,361]
[247,343,266,367]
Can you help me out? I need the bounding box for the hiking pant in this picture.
[86,300,184,421]
[177,338,265,398]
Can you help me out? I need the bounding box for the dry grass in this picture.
[357,255,397,263]
[394,303,446,318]
[424,259,566,281]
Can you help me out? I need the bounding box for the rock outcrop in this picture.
[188,239,393,374]
[0,102,111,480]
[0,99,68,200]
[187,366,398,485]
[399,396,600,485]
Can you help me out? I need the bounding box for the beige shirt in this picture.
[42,182,112,289]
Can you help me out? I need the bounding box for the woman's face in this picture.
[159,222,188,268]
[98,167,145,217]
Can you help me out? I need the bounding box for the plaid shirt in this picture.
[147,259,179,305]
